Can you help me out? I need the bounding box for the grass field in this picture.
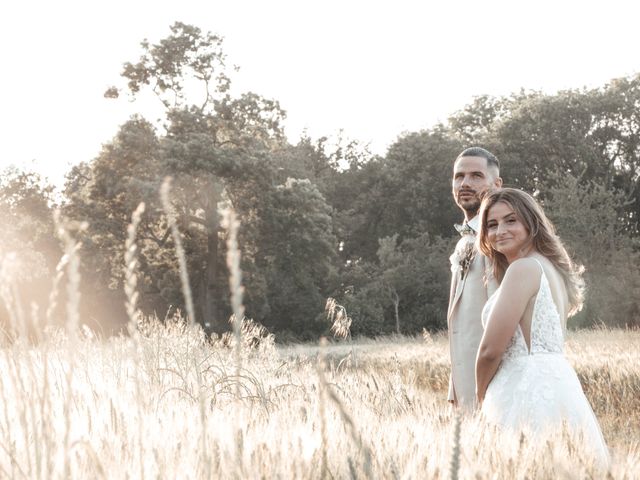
[0,320,638,479]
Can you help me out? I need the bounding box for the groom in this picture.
[447,147,502,410]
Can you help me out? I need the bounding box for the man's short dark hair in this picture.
[457,147,500,171]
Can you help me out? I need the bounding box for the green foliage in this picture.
[121,22,230,108]
[544,171,640,327]
[258,178,339,337]
[493,90,602,192]
[64,117,163,286]
[0,170,60,333]
[448,94,510,145]
[339,261,386,337]
[335,129,462,262]
[376,233,452,333]
[63,23,346,337]
[444,81,640,327]
[0,169,58,274]
[334,75,640,333]
[339,233,452,336]
[8,22,633,337]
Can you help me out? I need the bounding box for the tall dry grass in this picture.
[0,196,638,478]
[1,326,638,478]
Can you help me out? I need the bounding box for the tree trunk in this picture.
[392,289,400,335]
[202,183,223,332]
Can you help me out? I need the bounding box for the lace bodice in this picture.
[480,260,610,467]
[481,259,564,361]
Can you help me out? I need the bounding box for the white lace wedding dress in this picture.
[481,260,609,464]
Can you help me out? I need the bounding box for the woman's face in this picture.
[486,201,530,260]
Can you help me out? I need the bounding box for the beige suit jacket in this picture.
[447,233,497,410]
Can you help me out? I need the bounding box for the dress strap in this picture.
[530,257,544,272]
[530,257,547,288]
[521,257,546,355]
[528,256,567,346]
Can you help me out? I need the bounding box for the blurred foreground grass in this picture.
[0,322,638,478]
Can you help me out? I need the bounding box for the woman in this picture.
[474,188,608,463]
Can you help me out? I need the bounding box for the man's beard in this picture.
[457,195,481,217]
[463,204,480,218]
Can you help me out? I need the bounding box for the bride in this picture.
[474,188,609,464]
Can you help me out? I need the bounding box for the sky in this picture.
[2,0,639,188]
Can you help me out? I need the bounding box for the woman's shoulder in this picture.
[501,257,543,297]
[522,254,562,282]
[505,256,543,277]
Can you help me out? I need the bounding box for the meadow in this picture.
[0,199,638,479]
[0,319,638,479]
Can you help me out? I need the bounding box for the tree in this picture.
[377,235,405,334]
[257,178,339,338]
[0,169,60,334]
[338,260,386,337]
[487,90,600,193]
[588,75,640,235]
[65,117,163,288]
[544,171,640,327]
[87,22,288,331]
[448,94,509,145]
[337,232,451,336]
[64,23,346,338]
[158,101,284,330]
[339,129,462,262]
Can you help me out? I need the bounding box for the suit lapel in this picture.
[449,269,467,320]
[447,272,458,321]
[448,235,474,321]
[449,253,497,323]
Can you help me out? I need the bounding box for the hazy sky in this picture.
[2,0,639,187]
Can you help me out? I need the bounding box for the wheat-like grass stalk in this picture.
[195,360,212,480]
[70,441,106,480]
[325,297,352,341]
[448,412,462,480]
[124,202,145,327]
[224,207,245,477]
[52,210,87,480]
[45,249,74,328]
[53,211,87,337]
[0,253,28,341]
[316,337,330,480]
[325,297,357,369]
[224,208,245,372]
[422,327,434,345]
[0,317,636,477]
[2,347,30,478]
[38,337,53,479]
[160,177,195,325]
[123,202,147,480]
[5,347,33,476]
[316,337,373,478]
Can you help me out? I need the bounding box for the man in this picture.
[448,147,502,410]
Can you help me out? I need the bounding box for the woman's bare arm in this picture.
[475,258,541,405]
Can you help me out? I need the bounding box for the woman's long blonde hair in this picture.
[477,188,584,316]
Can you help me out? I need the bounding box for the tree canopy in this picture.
[2,22,639,338]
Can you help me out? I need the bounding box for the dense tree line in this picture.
[2,23,639,339]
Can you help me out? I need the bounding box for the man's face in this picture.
[452,156,501,218]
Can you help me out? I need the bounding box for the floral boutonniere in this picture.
[450,239,476,279]
[459,242,476,279]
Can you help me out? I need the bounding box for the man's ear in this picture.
[494,176,503,188]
